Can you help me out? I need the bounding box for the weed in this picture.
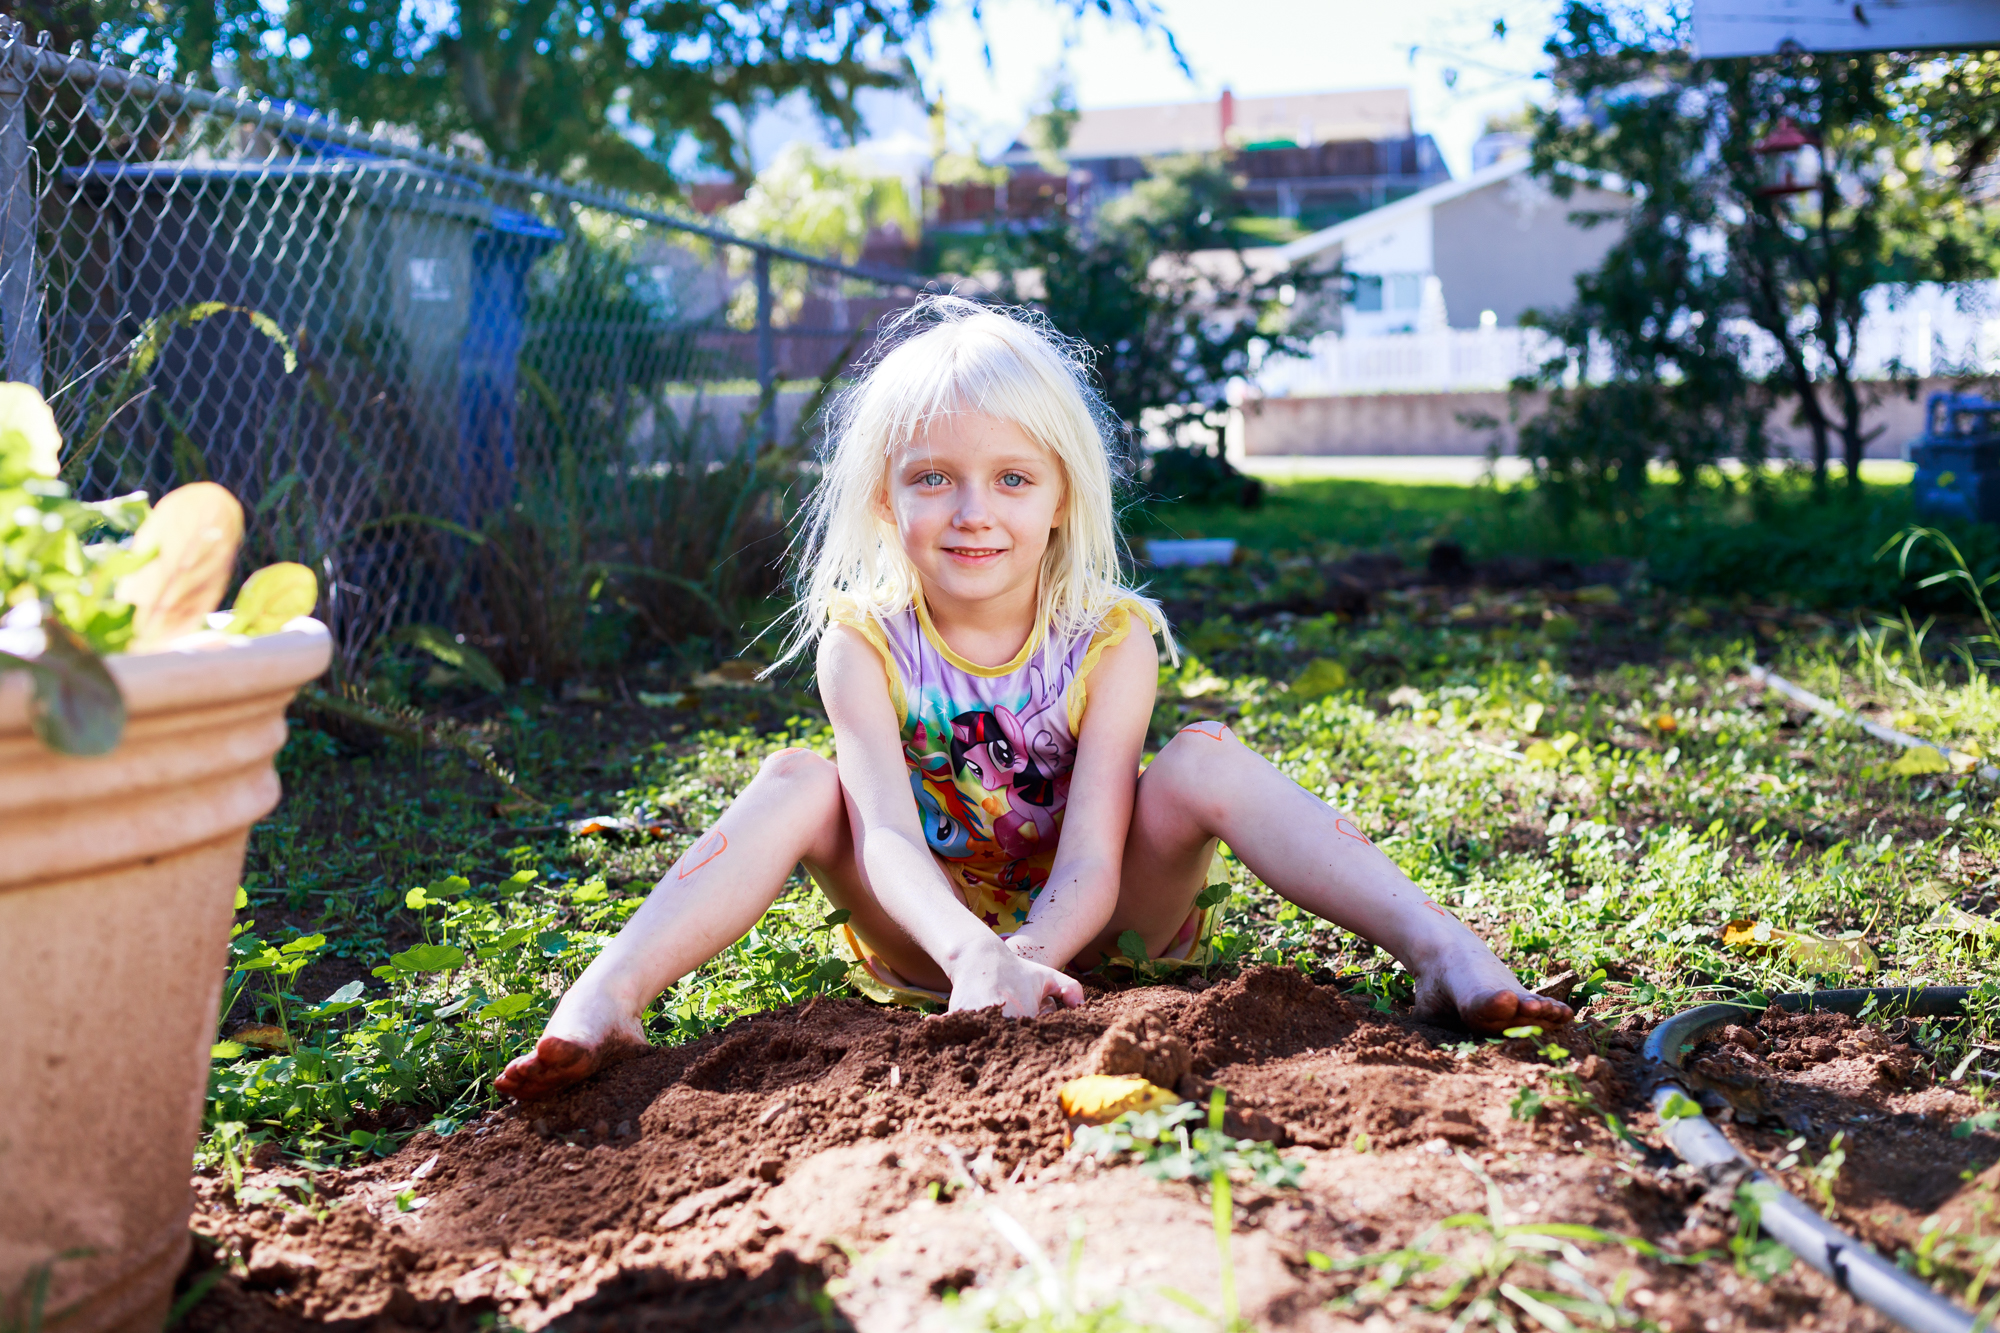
[1727,1183,1796,1282]
[943,1213,1167,1333]
[1316,1151,1677,1330]
[1774,1133,1847,1219]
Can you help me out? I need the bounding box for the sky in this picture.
[907,0,1566,177]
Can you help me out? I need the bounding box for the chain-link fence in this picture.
[0,21,927,674]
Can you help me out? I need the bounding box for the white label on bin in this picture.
[408,258,452,302]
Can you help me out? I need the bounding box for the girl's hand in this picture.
[945,937,1084,1018]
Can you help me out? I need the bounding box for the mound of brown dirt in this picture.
[1690,1006,2000,1281]
[182,969,1928,1331]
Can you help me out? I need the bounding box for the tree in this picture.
[1526,2,2000,496]
[9,0,1175,194]
[996,153,1326,453]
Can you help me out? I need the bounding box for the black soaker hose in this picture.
[1642,986,1983,1333]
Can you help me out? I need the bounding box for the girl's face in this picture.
[882,413,1065,611]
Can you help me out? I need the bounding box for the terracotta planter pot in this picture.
[0,622,331,1333]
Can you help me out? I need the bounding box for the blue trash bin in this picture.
[1911,392,2000,525]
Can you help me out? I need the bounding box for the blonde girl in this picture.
[497,297,1567,1101]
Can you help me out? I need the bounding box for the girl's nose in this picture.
[953,493,992,529]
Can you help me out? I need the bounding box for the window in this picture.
[1387,273,1423,310]
[1349,274,1383,312]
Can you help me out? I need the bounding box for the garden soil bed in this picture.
[179,968,1994,1331]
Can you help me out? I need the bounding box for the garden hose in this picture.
[1642,986,1981,1333]
[1748,666,2000,783]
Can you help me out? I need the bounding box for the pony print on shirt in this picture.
[843,598,1132,933]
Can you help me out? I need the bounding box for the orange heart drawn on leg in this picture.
[1334,816,1374,848]
[676,830,728,879]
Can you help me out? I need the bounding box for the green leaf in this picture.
[1952,1110,1999,1138]
[280,933,326,955]
[389,943,466,973]
[322,981,365,1005]
[1117,928,1150,964]
[1194,882,1231,910]
[0,614,127,756]
[233,885,249,910]
[429,875,472,897]
[220,562,318,636]
[822,907,853,928]
[478,994,534,1021]
[1659,1090,1705,1120]
[390,623,505,694]
[536,932,570,956]
[211,1041,247,1060]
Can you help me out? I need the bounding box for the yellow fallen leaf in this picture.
[1924,903,2000,943]
[219,562,318,636]
[117,482,244,650]
[1890,747,1951,776]
[1057,1075,1181,1126]
[1722,919,1877,974]
[232,1024,292,1052]
[1518,702,1545,734]
[693,660,767,689]
[1654,713,1678,733]
[1291,658,1350,701]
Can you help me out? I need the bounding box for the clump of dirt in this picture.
[182,970,1917,1332]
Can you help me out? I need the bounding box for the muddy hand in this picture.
[946,938,1084,1018]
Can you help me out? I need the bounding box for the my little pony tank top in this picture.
[838,595,1147,932]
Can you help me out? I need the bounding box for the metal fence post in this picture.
[0,41,42,391]
[754,245,776,448]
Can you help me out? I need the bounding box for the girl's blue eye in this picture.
[918,471,947,486]
[1000,472,1028,487]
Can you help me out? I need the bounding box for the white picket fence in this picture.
[1258,281,2000,398]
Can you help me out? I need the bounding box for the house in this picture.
[1264,154,1631,338]
[952,87,1448,231]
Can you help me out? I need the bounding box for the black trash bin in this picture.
[1911,391,2000,524]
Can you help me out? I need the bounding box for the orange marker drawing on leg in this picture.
[1334,816,1374,848]
[1184,721,1232,742]
[676,830,728,879]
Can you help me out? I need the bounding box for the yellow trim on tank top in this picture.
[913,592,1046,678]
[1067,598,1154,733]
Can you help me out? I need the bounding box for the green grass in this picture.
[206,473,2000,1200]
[1132,467,2000,614]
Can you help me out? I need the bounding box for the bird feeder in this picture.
[1752,117,1822,197]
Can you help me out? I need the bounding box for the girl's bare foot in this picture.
[494,991,649,1102]
[1412,940,1574,1034]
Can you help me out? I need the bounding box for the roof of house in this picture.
[1004,87,1415,162]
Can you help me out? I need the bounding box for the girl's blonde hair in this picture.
[774,295,1173,667]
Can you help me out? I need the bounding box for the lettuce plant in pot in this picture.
[0,383,332,1333]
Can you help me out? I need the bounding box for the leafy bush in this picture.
[1143,444,1263,509]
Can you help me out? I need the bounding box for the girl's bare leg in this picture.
[495,749,941,1101]
[1073,723,1571,1033]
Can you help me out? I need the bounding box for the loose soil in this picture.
[180,968,1996,1331]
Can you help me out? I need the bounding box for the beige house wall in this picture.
[1240,380,1953,459]
[1429,180,1631,329]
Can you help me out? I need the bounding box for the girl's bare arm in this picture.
[1007,622,1158,967]
[818,626,1083,1013]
